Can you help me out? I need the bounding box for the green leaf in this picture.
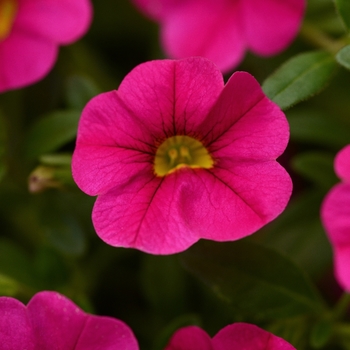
[262,51,337,110]
[25,110,80,159]
[0,274,20,296]
[336,45,350,70]
[181,240,326,321]
[334,0,350,30]
[287,109,350,149]
[291,151,338,188]
[65,75,101,110]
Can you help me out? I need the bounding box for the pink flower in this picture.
[132,0,305,72]
[0,0,92,93]
[164,323,296,350]
[0,291,139,350]
[72,57,292,255]
[321,145,350,291]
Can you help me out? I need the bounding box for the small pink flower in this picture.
[72,57,292,255]
[0,0,92,93]
[165,323,296,350]
[321,145,350,291]
[132,0,305,72]
[0,291,139,350]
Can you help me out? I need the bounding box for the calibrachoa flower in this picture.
[165,323,296,350]
[0,291,139,350]
[132,0,305,72]
[72,57,292,255]
[0,0,92,92]
[321,145,350,291]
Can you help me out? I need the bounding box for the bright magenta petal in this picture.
[321,183,350,291]
[0,298,35,350]
[212,323,296,350]
[242,0,305,55]
[27,291,139,349]
[178,162,292,241]
[160,0,245,72]
[165,326,213,350]
[117,57,224,136]
[201,71,289,160]
[0,30,57,92]
[335,145,350,182]
[16,0,92,44]
[92,170,200,254]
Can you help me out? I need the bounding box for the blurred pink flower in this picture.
[165,323,296,350]
[0,0,92,93]
[0,291,139,350]
[132,0,305,72]
[72,57,292,255]
[321,145,350,291]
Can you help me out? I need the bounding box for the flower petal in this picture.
[0,30,57,92]
[165,326,213,350]
[200,71,289,160]
[92,169,202,254]
[0,297,35,350]
[16,0,92,44]
[321,183,350,291]
[178,161,292,241]
[117,57,224,137]
[212,323,296,350]
[242,0,305,55]
[159,0,246,72]
[335,144,350,182]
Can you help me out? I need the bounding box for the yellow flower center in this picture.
[154,135,214,176]
[0,0,18,41]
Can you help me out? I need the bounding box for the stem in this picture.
[300,21,349,54]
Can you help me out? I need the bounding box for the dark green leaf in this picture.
[65,75,101,110]
[336,45,350,70]
[287,109,350,149]
[25,110,80,159]
[291,151,338,188]
[262,51,337,110]
[334,0,350,30]
[181,240,326,320]
[310,319,333,348]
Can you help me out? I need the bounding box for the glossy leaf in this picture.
[181,240,326,320]
[334,0,350,30]
[336,45,350,70]
[262,51,337,110]
[25,110,80,159]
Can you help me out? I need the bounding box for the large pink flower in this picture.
[0,0,92,92]
[132,0,305,72]
[0,291,139,350]
[321,145,350,291]
[72,57,292,255]
[165,323,296,350]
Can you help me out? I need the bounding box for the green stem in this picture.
[333,293,350,321]
[300,21,349,54]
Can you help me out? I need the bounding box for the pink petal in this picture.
[92,170,200,254]
[159,0,246,72]
[27,291,139,349]
[131,0,173,20]
[165,326,213,350]
[16,0,92,44]
[200,71,289,161]
[242,0,305,55]
[212,323,296,350]
[0,30,57,92]
[335,145,350,182]
[321,183,350,291]
[117,57,224,136]
[0,297,35,350]
[178,161,292,242]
